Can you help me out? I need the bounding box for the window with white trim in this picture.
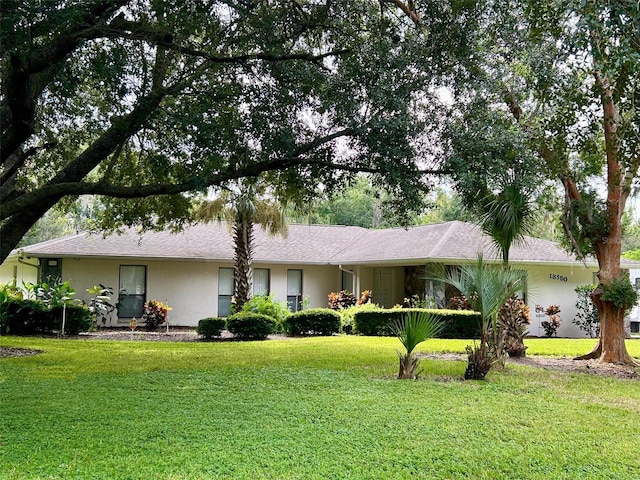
[287,269,303,312]
[218,267,234,317]
[118,265,146,318]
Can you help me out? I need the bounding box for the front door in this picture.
[373,267,393,308]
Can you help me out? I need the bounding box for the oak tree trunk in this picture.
[575,224,639,365]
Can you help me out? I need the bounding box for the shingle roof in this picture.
[18,223,369,265]
[336,221,595,265]
[16,220,622,267]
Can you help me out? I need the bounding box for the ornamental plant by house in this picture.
[142,300,171,331]
[573,285,599,338]
[541,305,561,337]
[86,284,116,328]
[327,291,357,310]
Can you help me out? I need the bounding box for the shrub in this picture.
[141,300,171,331]
[226,312,275,340]
[0,298,91,335]
[447,295,471,310]
[239,294,289,330]
[86,284,116,328]
[338,302,379,334]
[284,308,341,336]
[354,308,481,338]
[196,317,226,339]
[464,341,493,380]
[55,304,93,335]
[23,279,75,306]
[573,285,599,338]
[0,298,47,335]
[392,311,444,379]
[541,305,561,337]
[328,291,357,310]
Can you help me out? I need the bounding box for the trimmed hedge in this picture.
[226,312,276,340]
[284,308,341,336]
[353,308,482,338]
[196,317,226,339]
[0,298,92,335]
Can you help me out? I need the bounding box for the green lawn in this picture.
[1,336,639,479]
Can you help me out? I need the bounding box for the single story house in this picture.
[2,220,638,337]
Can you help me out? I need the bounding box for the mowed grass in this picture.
[1,336,639,480]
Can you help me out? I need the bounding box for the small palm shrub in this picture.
[284,308,341,336]
[226,312,275,340]
[391,311,444,380]
[196,317,226,339]
[464,341,493,380]
[141,300,171,331]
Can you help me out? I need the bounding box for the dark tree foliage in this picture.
[0,0,478,261]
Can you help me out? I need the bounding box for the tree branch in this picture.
[382,0,421,26]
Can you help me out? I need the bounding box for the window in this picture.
[341,270,354,293]
[218,267,234,317]
[287,269,303,312]
[118,265,146,318]
[253,268,270,296]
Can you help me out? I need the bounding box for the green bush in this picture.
[338,302,379,334]
[226,312,276,340]
[239,294,289,331]
[196,317,226,339]
[55,304,93,335]
[0,298,92,335]
[354,308,481,338]
[284,308,342,336]
[0,298,47,335]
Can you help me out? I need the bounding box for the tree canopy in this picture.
[0,0,479,262]
[438,0,640,364]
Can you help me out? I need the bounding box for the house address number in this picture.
[549,273,568,282]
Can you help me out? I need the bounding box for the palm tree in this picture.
[392,310,444,379]
[443,256,526,379]
[478,183,535,267]
[195,183,286,311]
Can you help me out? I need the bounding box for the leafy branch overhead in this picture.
[1,0,477,261]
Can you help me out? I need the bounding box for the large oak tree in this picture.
[1,0,476,262]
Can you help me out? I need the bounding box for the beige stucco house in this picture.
[2,220,637,337]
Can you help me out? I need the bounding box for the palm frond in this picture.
[392,310,443,355]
